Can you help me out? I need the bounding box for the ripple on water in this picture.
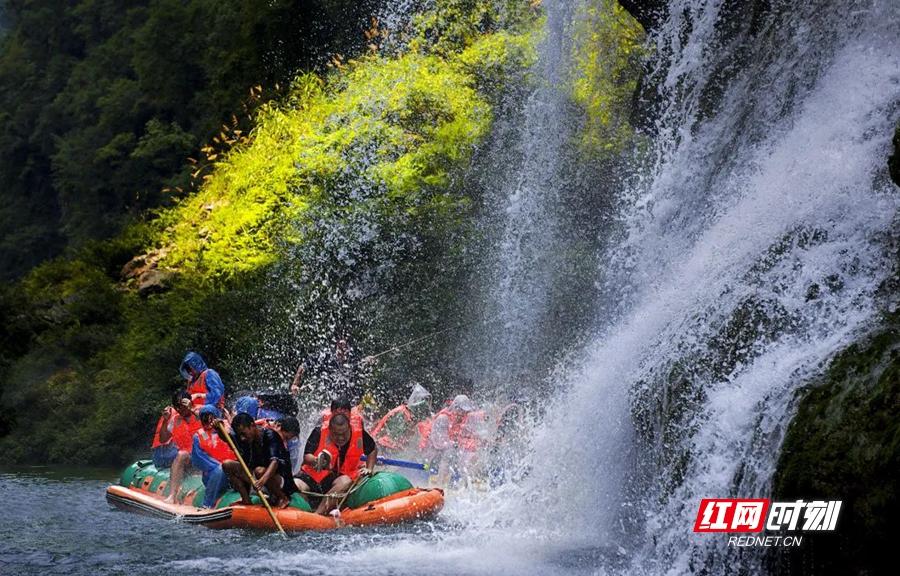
[0,470,605,576]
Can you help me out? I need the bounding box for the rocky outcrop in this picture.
[771,317,900,575]
[890,122,900,187]
[617,0,666,32]
[120,248,173,297]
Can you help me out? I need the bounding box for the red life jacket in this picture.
[186,370,225,409]
[151,413,201,451]
[416,420,432,451]
[195,428,236,463]
[321,406,364,429]
[187,371,209,408]
[301,418,365,482]
[172,415,202,452]
[151,414,170,449]
[371,404,413,450]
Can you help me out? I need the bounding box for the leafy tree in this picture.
[0,0,378,280]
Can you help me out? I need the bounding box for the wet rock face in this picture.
[890,122,900,188]
[771,319,900,575]
[617,0,666,32]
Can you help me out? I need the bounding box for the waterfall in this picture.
[470,0,578,385]
[242,1,898,573]
[509,0,900,573]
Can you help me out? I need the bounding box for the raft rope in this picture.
[297,472,374,499]
[364,315,503,363]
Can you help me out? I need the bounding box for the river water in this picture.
[0,467,612,576]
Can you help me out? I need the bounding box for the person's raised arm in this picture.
[290,363,305,396]
[157,407,175,444]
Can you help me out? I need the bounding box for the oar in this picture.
[216,421,287,538]
[362,455,435,473]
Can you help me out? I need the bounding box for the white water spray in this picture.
[525,0,900,573]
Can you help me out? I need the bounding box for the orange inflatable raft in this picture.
[106,460,444,531]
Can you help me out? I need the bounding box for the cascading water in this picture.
[247,0,897,573]
[474,0,575,382]
[514,0,900,574]
[171,1,898,574]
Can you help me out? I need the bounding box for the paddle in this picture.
[361,455,435,473]
[216,421,287,538]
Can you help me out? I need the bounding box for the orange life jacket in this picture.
[301,418,365,482]
[371,404,413,450]
[195,428,236,463]
[458,410,487,452]
[417,408,463,450]
[151,413,201,451]
[186,370,225,409]
[321,406,364,429]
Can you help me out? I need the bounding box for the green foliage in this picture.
[154,38,510,280]
[570,0,645,155]
[0,0,648,465]
[0,1,543,464]
[457,25,541,94]
[0,0,379,280]
[407,0,535,56]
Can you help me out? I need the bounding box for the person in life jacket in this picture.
[179,351,225,414]
[419,394,473,451]
[151,390,202,503]
[235,394,305,476]
[371,383,433,454]
[420,394,483,485]
[296,412,378,515]
[229,413,300,508]
[191,405,238,508]
[320,396,365,429]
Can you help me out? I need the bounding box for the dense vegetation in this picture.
[0,0,644,464]
[0,0,379,279]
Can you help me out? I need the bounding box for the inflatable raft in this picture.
[106,460,444,531]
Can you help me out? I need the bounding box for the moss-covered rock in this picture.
[889,121,900,188]
[571,0,645,156]
[771,317,900,575]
